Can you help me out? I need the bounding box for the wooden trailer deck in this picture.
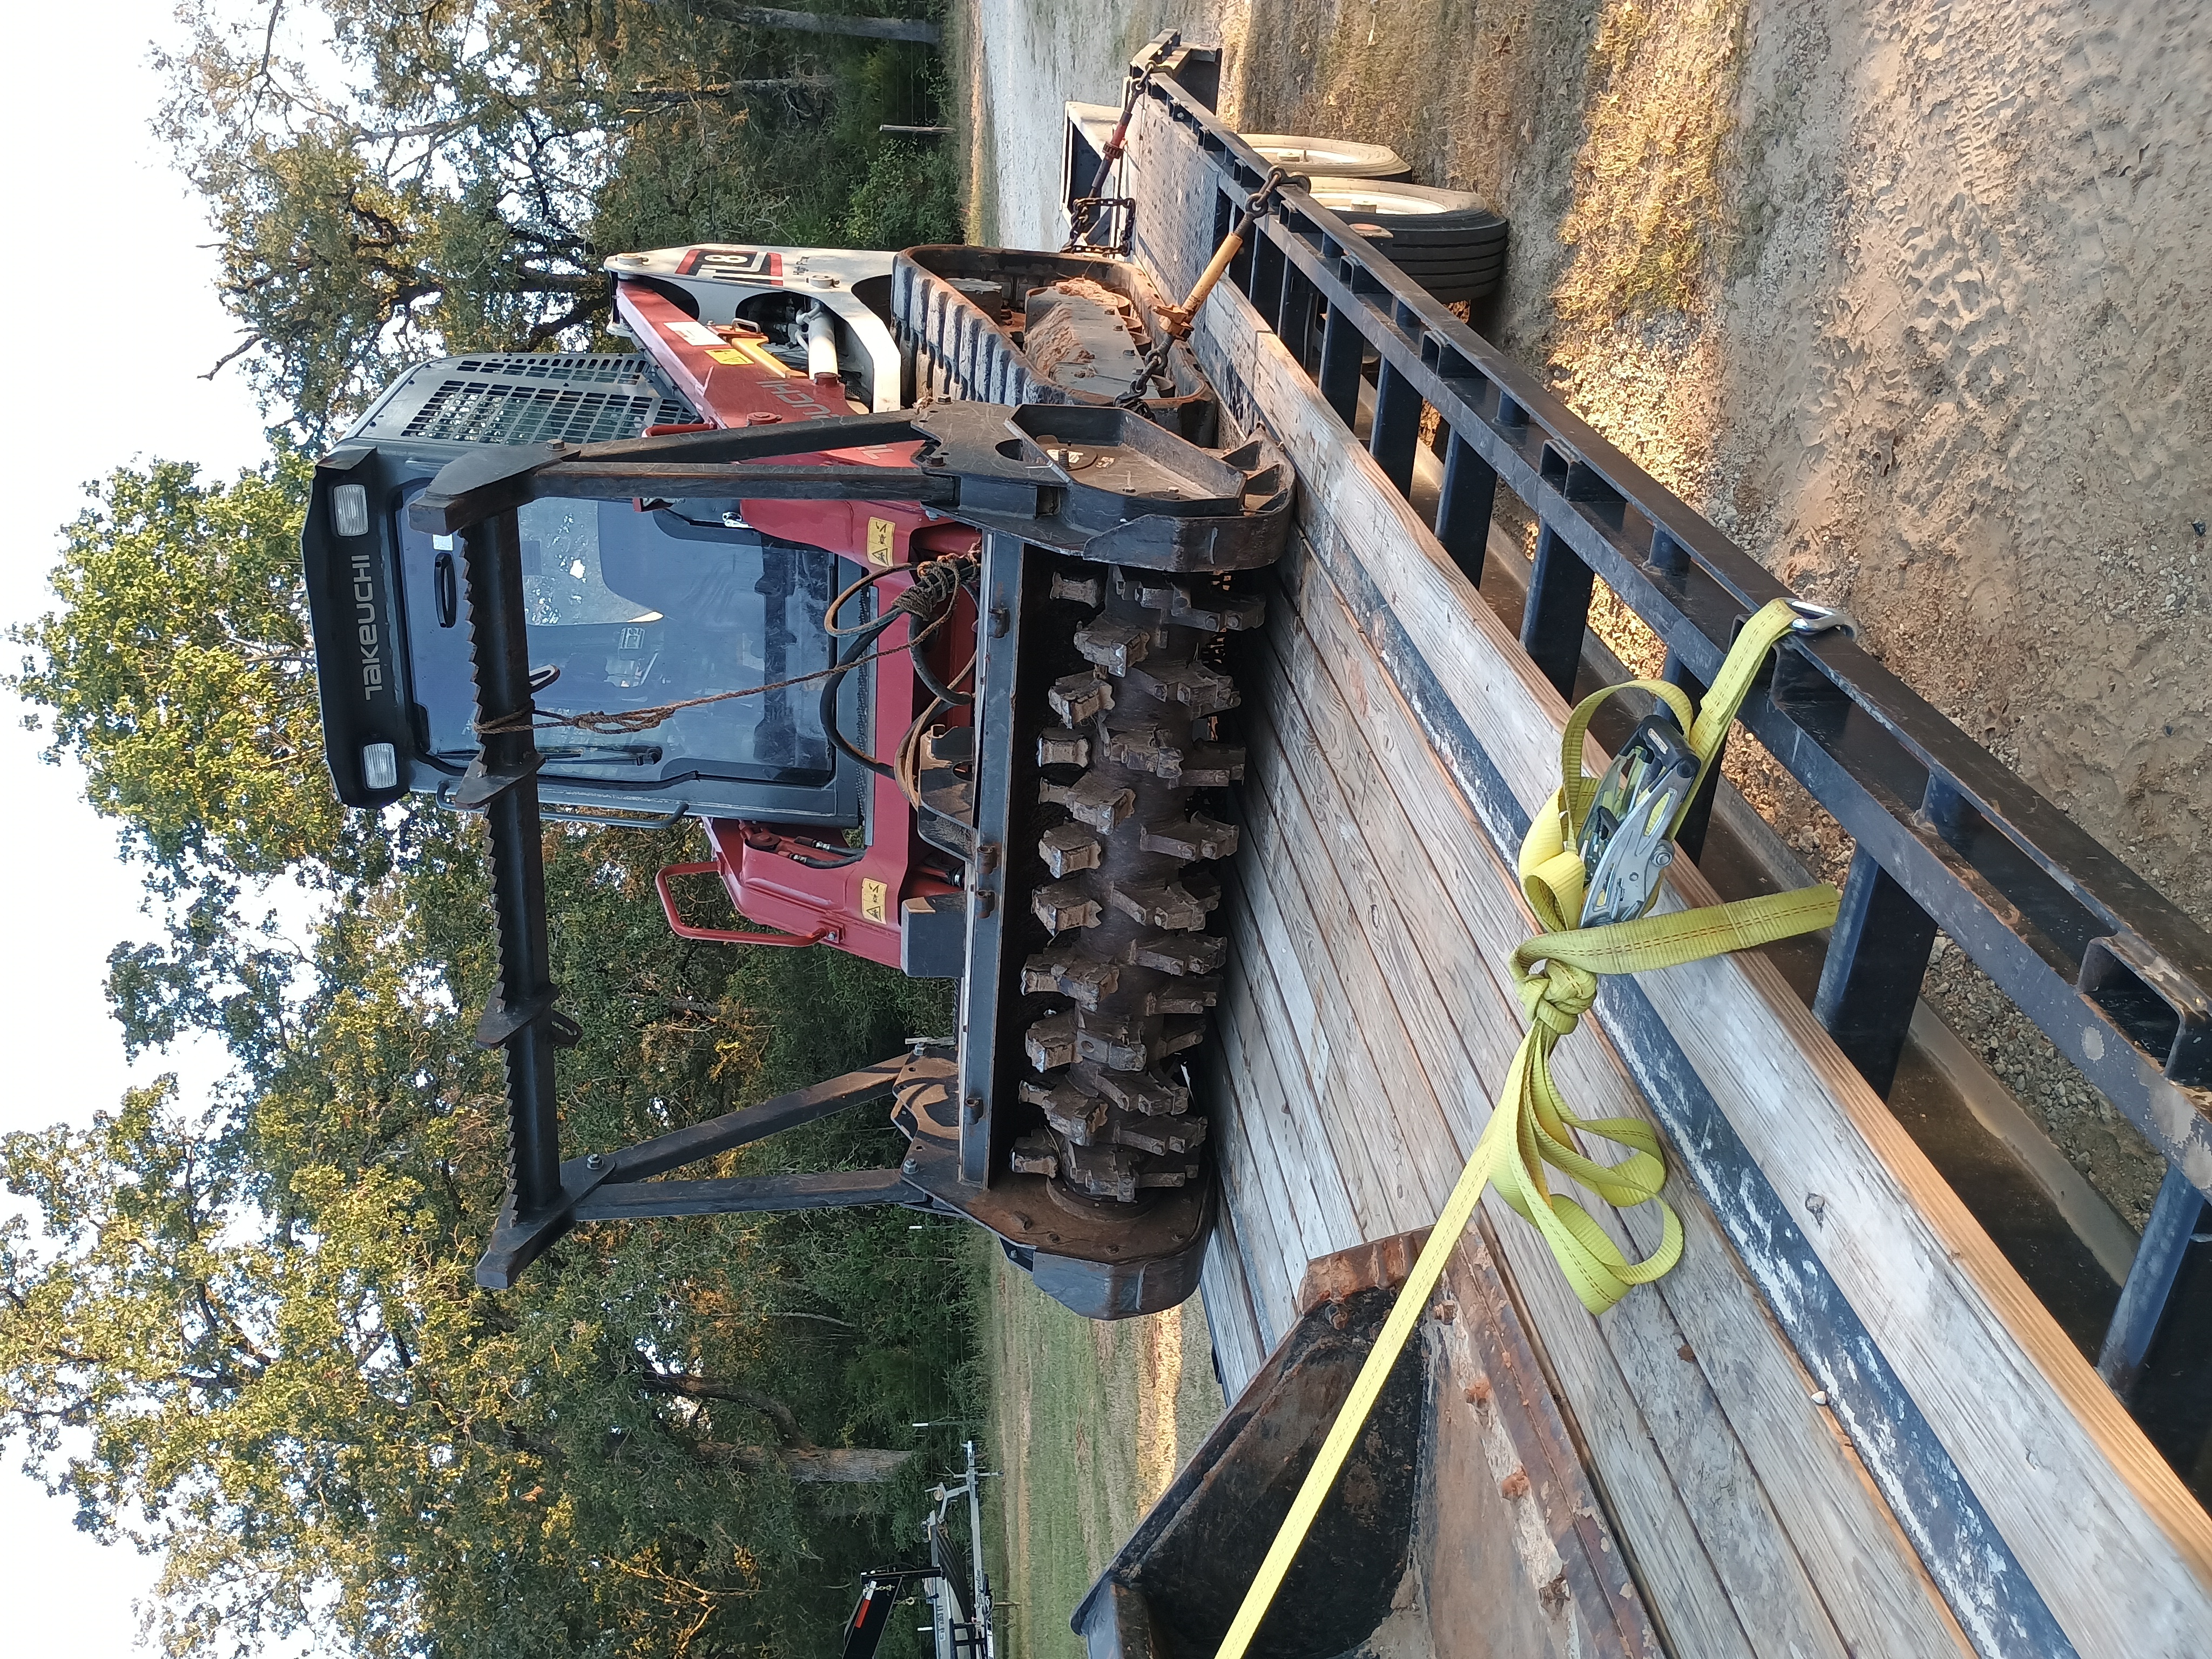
[1094,89,2212,1659]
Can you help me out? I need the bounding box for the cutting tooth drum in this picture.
[1016,571,1262,1202]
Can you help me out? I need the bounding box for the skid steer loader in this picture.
[304,163,1287,1318]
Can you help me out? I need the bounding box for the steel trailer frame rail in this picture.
[1124,49,2210,1443]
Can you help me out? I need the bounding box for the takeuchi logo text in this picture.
[352,549,385,697]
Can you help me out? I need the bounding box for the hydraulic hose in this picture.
[817,556,972,777]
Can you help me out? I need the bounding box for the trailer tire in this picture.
[1309,178,1510,304]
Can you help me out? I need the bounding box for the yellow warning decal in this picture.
[866,517,898,567]
[704,342,785,372]
[860,878,889,925]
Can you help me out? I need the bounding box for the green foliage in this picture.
[168,0,959,437]
[840,140,963,252]
[3,819,967,1659]
[9,454,337,884]
[0,6,982,1653]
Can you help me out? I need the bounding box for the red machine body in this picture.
[615,278,973,970]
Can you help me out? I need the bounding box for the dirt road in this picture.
[954,0,2207,1224]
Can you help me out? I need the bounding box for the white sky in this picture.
[0,6,274,1649]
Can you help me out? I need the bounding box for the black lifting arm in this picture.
[424,407,1290,1290]
[450,503,939,1290]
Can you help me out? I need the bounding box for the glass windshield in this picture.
[398,495,837,787]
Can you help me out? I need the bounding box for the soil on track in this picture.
[956,0,2211,1229]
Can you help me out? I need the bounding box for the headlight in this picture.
[332,483,370,538]
[361,741,399,790]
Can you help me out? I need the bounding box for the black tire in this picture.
[1012,571,1262,1204]
[1406,274,1501,304]
[1237,132,1411,181]
[1367,248,1506,279]
[1356,215,1509,253]
[1311,180,1510,285]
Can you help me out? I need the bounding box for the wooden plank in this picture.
[1260,555,1969,1657]
[1197,1189,1267,1399]
[1178,252,2212,1656]
[1429,1234,1665,1659]
[1216,919,1362,1273]
[1220,828,1414,1240]
[1206,987,1307,1343]
[1236,602,1866,1659]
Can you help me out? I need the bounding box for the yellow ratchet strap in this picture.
[1212,599,1839,1659]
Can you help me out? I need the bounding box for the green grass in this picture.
[971,1236,1227,1659]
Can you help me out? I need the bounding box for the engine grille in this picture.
[353,352,698,447]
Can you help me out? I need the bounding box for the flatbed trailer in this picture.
[1064,43,2212,1659]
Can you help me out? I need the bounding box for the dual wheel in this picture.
[1303,179,1511,305]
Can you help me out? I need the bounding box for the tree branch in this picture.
[648,2,941,44]
[636,1373,811,1446]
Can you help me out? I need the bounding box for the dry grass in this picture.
[972,1236,1225,1659]
[1554,0,1749,328]
[1543,0,1749,503]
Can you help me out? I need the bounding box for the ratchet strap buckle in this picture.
[1577,712,1701,928]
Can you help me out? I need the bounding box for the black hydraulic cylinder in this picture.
[460,510,562,1221]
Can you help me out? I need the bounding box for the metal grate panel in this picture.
[449,353,651,383]
[400,380,686,445]
[353,352,699,447]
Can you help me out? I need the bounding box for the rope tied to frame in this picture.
[472,554,973,741]
[1210,599,1842,1659]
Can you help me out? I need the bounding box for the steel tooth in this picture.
[1113,569,1265,632]
[1018,1075,1110,1143]
[1108,878,1217,932]
[1111,569,1179,611]
[1138,812,1240,861]
[1101,1104,1209,1157]
[1072,1010,1149,1071]
[1048,572,1102,608]
[1037,727,1090,767]
[1154,1015,1208,1058]
[1037,821,1102,878]
[1031,879,1103,933]
[1149,975,1221,1016]
[1009,1134,1059,1177]
[1168,585,1266,633]
[1177,743,1246,787]
[1021,943,1118,1009]
[1124,658,1240,716]
[1136,1159,1201,1190]
[1038,770,1134,831]
[1047,670,1114,724]
[1073,616,1152,675]
[1052,1137,1141,1203]
[1023,1012,1078,1071]
[1091,1065,1192,1117]
[1126,931,1229,976]
[1099,718,1184,779]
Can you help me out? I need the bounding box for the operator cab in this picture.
[304,350,869,829]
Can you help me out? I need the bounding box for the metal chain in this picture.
[1120,167,1289,407]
